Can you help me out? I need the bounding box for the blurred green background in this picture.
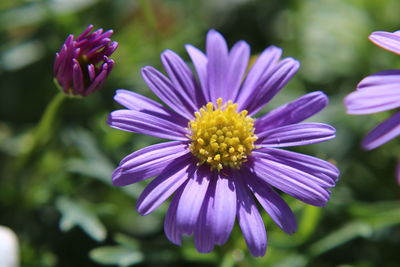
[1,0,400,266]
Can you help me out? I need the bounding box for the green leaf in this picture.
[65,128,143,198]
[308,202,400,257]
[273,254,308,267]
[349,201,400,230]
[90,246,143,267]
[308,221,372,257]
[56,197,106,242]
[114,233,139,250]
[296,205,322,240]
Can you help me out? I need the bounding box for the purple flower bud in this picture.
[54,25,118,96]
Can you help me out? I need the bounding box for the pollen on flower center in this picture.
[188,98,257,171]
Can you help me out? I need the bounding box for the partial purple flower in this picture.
[54,25,118,97]
[344,31,400,150]
[108,30,339,257]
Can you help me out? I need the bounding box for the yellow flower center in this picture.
[188,98,257,171]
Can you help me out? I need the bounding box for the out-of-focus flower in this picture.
[345,31,400,179]
[0,226,19,267]
[54,25,118,97]
[108,30,339,256]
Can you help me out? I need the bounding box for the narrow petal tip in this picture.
[111,167,125,187]
[368,31,400,55]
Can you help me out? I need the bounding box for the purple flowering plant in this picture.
[54,25,118,97]
[344,30,400,183]
[16,25,118,171]
[108,30,339,256]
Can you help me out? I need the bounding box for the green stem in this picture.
[13,92,66,171]
[33,92,66,147]
[219,251,235,267]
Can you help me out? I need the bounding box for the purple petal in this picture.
[72,59,84,95]
[141,66,196,120]
[357,70,400,89]
[244,58,300,115]
[136,155,194,215]
[112,141,189,186]
[236,46,282,105]
[57,41,77,89]
[54,52,62,76]
[235,174,267,257]
[102,41,119,57]
[255,91,328,131]
[113,89,187,126]
[369,31,400,55]
[96,29,113,42]
[185,44,209,102]
[55,44,72,90]
[251,155,331,206]
[256,123,336,147]
[89,41,118,65]
[362,111,400,150]
[345,70,400,114]
[256,148,339,184]
[107,109,188,141]
[105,58,115,73]
[206,29,229,101]
[77,25,94,40]
[85,62,110,96]
[77,28,104,49]
[175,166,211,235]
[194,172,236,252]
[247,171,297,234]
[87,64,96,81]
[85,39,111,59]
[164,186,184,245]
[227,41,250,101]
[161,50,204,107]
[346,89,400,114]
[252,150,336,188]
[114,89,161,110]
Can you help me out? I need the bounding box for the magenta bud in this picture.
[54,25,119,96]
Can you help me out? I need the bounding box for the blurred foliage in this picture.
[1,0,400,266]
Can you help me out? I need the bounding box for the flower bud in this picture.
[54,25,118,96]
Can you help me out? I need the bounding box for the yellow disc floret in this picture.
[188,98,257,171]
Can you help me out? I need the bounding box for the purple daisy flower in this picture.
[108,30,339,257]
[54,25,118,97]
[344,30,400,183]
